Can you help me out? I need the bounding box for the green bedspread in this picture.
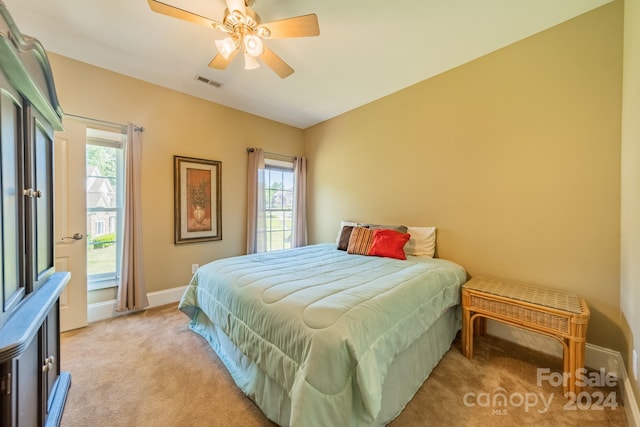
[179,243,466,426]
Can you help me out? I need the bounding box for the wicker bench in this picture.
[461,276,590,394]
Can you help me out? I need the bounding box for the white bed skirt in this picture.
[189,305,461,426]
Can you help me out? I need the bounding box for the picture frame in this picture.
[174,155,222,244]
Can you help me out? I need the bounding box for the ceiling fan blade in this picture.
[261,14,319,39]
[208,50,239,70]
[260,46,294,79]
[147,0,220,28]
[225,0,246,15]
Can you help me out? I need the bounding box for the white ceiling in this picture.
[3,0,612,129]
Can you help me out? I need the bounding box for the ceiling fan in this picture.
[147,0,319,78]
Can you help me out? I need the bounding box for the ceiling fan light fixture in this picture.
[244,34,264,57]
[147,0,320,78]
[243,52,260,70]
[215,37,237,59]
[256,26,271,39]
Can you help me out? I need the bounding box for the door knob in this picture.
[23,188,43,198]
[61,233,84,241]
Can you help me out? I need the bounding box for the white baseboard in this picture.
[487,320,639,426]
[147,285,187,307]
[87,285,187,324]
[623,373,640,427]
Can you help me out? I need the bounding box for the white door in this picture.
[54,119,88,332]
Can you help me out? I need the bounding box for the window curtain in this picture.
[246,148,266,254]
[292,156,307,247]
[116,123,149,312]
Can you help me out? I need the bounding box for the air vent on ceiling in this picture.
[195,75,223,89]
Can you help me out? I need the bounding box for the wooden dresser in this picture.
[0,2,71,425]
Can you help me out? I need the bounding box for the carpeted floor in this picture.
[59,303,627,426]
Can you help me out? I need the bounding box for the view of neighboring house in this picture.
[86,165,117,240]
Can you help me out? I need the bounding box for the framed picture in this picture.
[174,155,222,244]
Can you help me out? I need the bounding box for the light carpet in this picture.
[59,303,627,426]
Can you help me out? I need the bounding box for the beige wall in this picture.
[48,54,304,296]
[621,0,640,408]
[305,2,623,350]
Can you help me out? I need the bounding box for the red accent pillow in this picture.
[368,229,411,260]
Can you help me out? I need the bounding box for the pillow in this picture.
[347,227,376,255]
[404,226,436,257]
[337,225,355,251]
[335,221,358,244]
[368,229,411,260]
[362,223,408,234]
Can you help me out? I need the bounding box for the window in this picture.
[86,128,125,290]
[264,159,294,251]
[95,219,105,235]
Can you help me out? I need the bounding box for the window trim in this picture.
[86,128,126,291]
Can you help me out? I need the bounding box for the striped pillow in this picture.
[347,226,375,255]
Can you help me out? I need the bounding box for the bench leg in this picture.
[462,307,472,359]
[474,317,486,336]
[566,338,586,395]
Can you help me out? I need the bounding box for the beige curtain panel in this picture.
[246,148,265,254]
[293,156,307,248]
[116,123,149,312]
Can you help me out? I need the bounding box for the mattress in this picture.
[179,243,467,426]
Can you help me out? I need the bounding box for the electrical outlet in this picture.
[191,264,199,274]
[633,349,638,381]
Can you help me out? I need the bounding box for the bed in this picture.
[178,240,466,426]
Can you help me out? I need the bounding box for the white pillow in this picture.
[335,221,358,244]
[405,226,436,257]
